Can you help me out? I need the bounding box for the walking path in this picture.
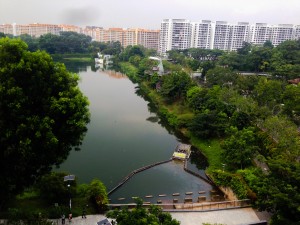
[54,208,264,225]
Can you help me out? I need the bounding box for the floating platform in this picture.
[172,144,191,160]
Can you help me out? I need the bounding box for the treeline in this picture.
[168,40,300,80]
[116,42,300,225]
[0,31,123,55]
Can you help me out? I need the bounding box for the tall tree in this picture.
[0,38,90,207]
[222,126,258,169]
[160,71,195,101]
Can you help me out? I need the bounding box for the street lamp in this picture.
[222,163,226,172]
[64,175,75,211]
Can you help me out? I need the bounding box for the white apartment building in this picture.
[191,20,213,49]
[269,24,294,46]
[160,19,300,54]
[294,25,300,40]
[228,22,250,51]
[250,23,271,46]
[212,21,232,51]
[160,19,191,55]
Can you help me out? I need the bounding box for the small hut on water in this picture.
[172,144,191,160]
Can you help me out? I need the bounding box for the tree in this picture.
[87,179,108,212]
[36,172,76,204]
[222,126,258,169]
[237,42,252,55]
[205,67,238,87]
[0,38,90,207]
[252,77,285,108]
[18,34,39,52]
[160,71,195,101]
[38,32,92,54]
[189,110,229,138]
[107,198,180,225]
[282,84,300,125]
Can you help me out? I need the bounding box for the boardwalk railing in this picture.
[108,159,172,195]
[108,199,251,212]
[183,160,215,186]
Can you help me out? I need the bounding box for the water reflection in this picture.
[146,116,159,123]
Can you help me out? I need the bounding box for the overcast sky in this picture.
[1,0,300,29]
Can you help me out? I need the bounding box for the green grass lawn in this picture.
[142,81,223,173]
[62,57,93,62]
[189,137,224,173]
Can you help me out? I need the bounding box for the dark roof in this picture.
[288,78,300,84]
[97,218,112,225]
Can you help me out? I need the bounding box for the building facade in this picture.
[228,22,250,51]
[1,20,299,54]
[159,19,300,55]
[0,23,160,51]
[160,19,191,55]
[190,20,213,49]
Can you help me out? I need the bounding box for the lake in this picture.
[58,65,219,203]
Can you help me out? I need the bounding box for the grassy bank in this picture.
[51,53,93,62]
[2,188,97,219]
[138,80,223,173]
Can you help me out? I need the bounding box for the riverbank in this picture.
[51,53,94,62]
[136,77,223,173]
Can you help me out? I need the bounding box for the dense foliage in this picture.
[0,38,90,208]
[117,40,300,224]
[0,31,123,56]
[107,198,180,225]
[86,179,109,212]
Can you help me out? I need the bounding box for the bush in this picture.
[86,179,108,212]
[36,172,76,204]
[211,170,255,200]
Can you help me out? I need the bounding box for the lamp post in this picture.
[64,175,75,212]
[222,163,226,172]
[67,184,71,211]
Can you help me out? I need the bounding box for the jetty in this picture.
[172,144,191,160]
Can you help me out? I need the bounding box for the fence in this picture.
[108,199,251,212]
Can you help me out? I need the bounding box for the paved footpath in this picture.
[170,208,261,225]
[51,208,263,225]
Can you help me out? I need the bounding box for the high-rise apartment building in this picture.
[92,28,160,51]
[191,20,213,49]
[0,24,14,35]
[160,19,191,55]
[136,29,160,50]
[228,22,250,51]
[269,24,294,46]
[59,24,82,33]
[160,19,300,55]
[2,20,299,54]
[250,23,270,46]
[294,25,300,40]
[123,29,137,47]
[27,23,61,37]
[212,21,232,51]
